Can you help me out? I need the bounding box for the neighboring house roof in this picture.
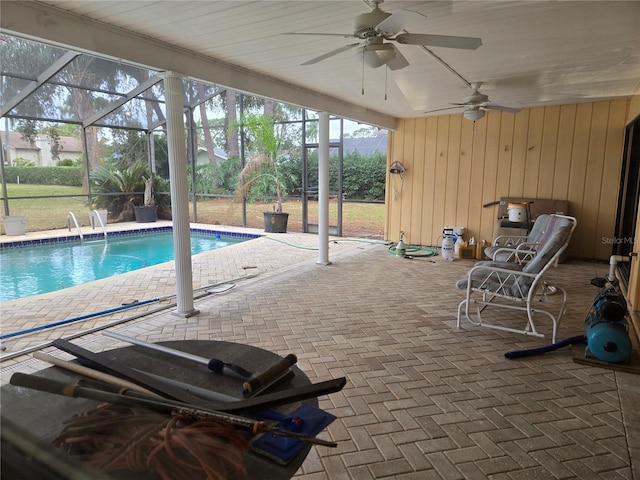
[0,131,37,150]
[0,131,83,154]
[56,136,83,154]
[197,146,229,161]
[342,132,388,156]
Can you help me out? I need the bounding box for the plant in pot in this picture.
[90,159,170,223]
[133,176,157,223]
[232,113,291,233]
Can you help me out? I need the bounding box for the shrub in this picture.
[90,159,171,221]
[3,166,82,186]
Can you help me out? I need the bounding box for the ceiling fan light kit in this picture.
[463,108,485,122]
[357,43,397,68]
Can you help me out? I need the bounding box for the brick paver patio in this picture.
[1,224,638,479]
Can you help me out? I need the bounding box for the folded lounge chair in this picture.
[456,215,577,343]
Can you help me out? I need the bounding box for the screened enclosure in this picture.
[1,34,387,237]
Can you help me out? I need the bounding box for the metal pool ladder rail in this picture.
[91,209,108,239]
[67,211,83,241]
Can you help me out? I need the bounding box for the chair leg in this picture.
[457,300,467,329]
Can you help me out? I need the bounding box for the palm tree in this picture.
[235,113,285,213]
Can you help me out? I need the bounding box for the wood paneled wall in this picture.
[386,99,629,260]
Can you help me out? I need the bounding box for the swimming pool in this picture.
[0,227,259,302]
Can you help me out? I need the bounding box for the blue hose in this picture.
[504,335,586,359]
[0,298,159,340]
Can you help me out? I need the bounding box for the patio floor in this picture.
[1,224,638,479]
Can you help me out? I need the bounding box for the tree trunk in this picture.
[263,99,275,117]
[199,85,218,191]
[226,90,239,159]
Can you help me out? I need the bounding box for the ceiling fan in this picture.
[426,83,522,121]
[288,0,482,71]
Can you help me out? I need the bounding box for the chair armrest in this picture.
[463,263,541,299]
[492,246,537,264]
[492,234,529,246]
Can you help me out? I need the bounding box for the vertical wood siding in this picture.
[386,99,629,260]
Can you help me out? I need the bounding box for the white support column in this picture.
[164,72,199,317]
[317,111,331,265]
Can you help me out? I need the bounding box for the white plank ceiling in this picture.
[2,0,640,127]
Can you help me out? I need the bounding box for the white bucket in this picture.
[2,216,27,236]
[507,203,527,222]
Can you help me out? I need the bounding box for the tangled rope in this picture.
[53,404,249,480]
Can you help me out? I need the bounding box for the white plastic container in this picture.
[507,203,527,222]
[2,216,27,236]
[91,210,108,228]
[454,236,465,258]
[442,233,455,261]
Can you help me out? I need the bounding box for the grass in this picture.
[2,184,385,238]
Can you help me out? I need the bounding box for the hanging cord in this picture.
[384,66,388,101]
[361,48,366,95]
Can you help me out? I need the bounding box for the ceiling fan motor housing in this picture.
[353,8,391,38]
[463,91,489,104]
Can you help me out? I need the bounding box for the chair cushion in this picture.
[455,261,525,296]
[522,223,573,274]
[485,214,552,261]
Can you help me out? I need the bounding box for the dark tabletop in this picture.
[1,340,316,480]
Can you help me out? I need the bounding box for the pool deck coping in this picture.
[0,221,265,248]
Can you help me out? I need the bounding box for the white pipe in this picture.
[164,72,199,317]
[608,255,629,282]
[317,111,330,265]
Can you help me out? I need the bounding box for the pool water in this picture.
[0,230,254,302]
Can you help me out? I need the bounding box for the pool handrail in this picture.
[67,211,83,241]
[91,209,108,239]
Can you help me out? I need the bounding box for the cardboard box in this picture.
[459,246,476,259]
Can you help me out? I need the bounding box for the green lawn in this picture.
[2,184,385,237]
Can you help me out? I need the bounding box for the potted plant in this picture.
[233,113,289,233]
[133,176,157,223]
[90,159,169,223]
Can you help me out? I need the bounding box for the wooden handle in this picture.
[33,351,159,397]
[242,353,297,397]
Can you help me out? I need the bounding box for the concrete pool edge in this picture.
[0,222,263,250]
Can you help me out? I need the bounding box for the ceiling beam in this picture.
[0,1,397,130]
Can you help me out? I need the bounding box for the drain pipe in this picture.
[608,255,629,282]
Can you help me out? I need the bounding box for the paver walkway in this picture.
[1,224,638,479]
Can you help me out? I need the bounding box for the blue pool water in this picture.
[0,228,258,302]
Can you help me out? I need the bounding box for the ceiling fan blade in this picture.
[283,32,356,38]
[424,106,463,114]
[484,104,521,113]
[395,33,482,50]
[376,9,426,36]
[301,43,361,65]
[386,46,410,70]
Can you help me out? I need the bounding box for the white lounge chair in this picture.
[456,215,577,343]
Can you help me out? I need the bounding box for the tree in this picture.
[234,113,288,213]
[15,120,38,146]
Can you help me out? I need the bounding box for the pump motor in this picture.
[584,281,633,364]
